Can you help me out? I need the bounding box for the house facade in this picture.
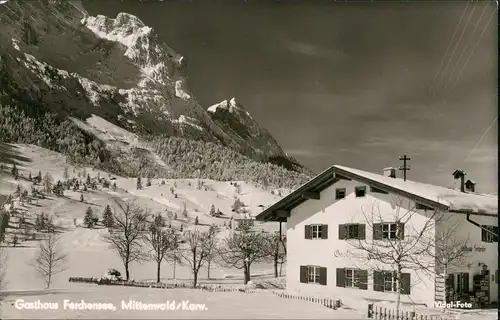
[256,165,498,308]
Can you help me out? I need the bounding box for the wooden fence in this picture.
[272,292,340,310]
[367,304,456,320]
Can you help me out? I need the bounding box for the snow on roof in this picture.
[333,165,498,215]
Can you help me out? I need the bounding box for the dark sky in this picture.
[84,0,498,193]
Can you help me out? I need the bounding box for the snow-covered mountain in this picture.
[0,0,305,171]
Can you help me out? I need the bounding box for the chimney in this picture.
[465,180,476,193]
[383,167,397,178]
[452,169,466,192]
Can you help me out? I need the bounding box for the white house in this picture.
[256,165,498,308]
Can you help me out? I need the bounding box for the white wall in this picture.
[286,178,437,307]
[435,212,498,302]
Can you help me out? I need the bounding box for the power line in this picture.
[428,1,469,94]
[463,116,498,163]
[431,0,478,96]
[428,4,495,118]
[450,6,496,93]
[443,3,488,90]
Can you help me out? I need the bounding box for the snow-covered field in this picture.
[1,284,365,319]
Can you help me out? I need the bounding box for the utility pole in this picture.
[398,155,411,181]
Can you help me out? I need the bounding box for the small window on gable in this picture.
[335,188,346,200]
[416,203,433,211]
[370,186,388,194]
[355,186,366,197]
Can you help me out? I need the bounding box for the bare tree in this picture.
[103,199,149,281]
[145,226,181,283]
[219,229,271,284]
[31,234,68,289]
[166,246,183,280]
[345,197,440,314]
[205,224,220,279]
[179,228,213,287]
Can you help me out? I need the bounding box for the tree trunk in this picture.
[244,264,251,284]
[207,260,211,280]
[396,268,401,315]
[279,262,283,277]
[193,270,198,288]
[125,263,130,281]
[156,261,161,283]
[173,260,176,280]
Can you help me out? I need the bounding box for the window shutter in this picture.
[321,225,328,239]
[398,223,405,240]
[336,268,345,287]
[300,266,307,283]
[401,273,411,295]
[481,226,487,242]
[338,224,346,240]
[373,223,383,240]
[358,224,366,240]
[461,273,469,293]
[319,267,327,285]
[304,225,311,239]
[358,269,368,290]
[373,271,384,292]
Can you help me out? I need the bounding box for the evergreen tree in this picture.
[42,172,53,193]
[84,207,94,228]
[63,167,69,181]
[80,193,84,202]
[86,174,91,185]
[136,177,143,190]
[102,205,114,228]
[36,170,42,183]
[174,212,178,220]
[11,164,19,180]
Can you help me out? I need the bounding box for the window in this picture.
[311,225,323,239]
[345,269,360,288]
[347,224,359,239]
[373,271,410,294]
[339,224,366,240]
[355,186,366,197]
[305,224,328,239]
[300,265,327,285]
[455,273,469,293]
[336,268,368,289]
[382,223,398,239]
[307,266,321,284]
[384,272,397,292]
[481,225,498,243]
[335,188,346,199]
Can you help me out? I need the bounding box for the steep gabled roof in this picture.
[256,165,498,222]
